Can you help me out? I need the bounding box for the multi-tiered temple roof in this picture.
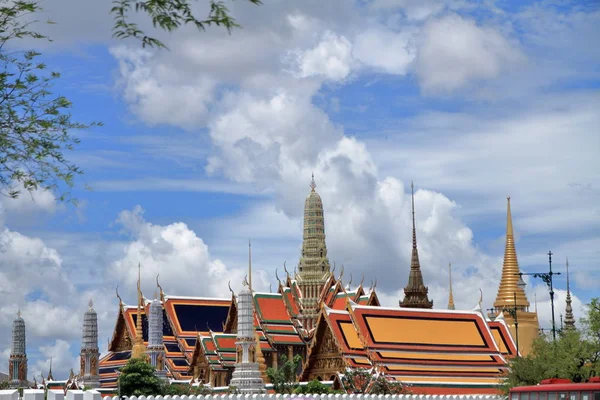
[96,181,542,395]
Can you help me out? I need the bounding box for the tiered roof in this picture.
[99,295,231,388]
[301,301,516,395]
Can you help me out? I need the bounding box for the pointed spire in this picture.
[448,263,455,310]
[411,181,417,250]
[493,197,530,311]
[131,263,147,359]
[47,357,54,381]
[248,240,253,291]
[400,181,433,309]
[310,172,316,191]
[564,257,575,329]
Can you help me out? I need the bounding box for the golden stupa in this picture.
[490,197,539,356]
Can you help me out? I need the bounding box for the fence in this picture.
[0,391,503,400]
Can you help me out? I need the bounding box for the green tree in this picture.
[0,380,9,390]
[266,354,302,394]
[118,358,163,397]
[110,0,262,49]
[504,298,600,393]
[0,0,100,201]
[295,379,343,395]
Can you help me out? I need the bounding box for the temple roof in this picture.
[303,301,510,393]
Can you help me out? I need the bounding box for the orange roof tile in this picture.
[349,304,501,354]
[254,293,293,323]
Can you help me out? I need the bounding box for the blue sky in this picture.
[0,0,599,381]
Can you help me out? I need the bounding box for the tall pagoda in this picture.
[490,197,539,356]
[79,299,100,388]
[400,182,433,309]
[295,174,332,330]
[564,258,575,330]
[9,310,28,388]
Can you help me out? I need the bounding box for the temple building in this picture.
[95,179,555,395]
[564,258,575,330]
[488,197,539,356]
[399,182,433,309]
[9,310,28,388]
[80,299,101,388]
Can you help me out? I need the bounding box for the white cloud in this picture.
[0,185,58,227]
[415,14,525,93]
[353,27,416,75]
[32,340,78,382]
[109,205,253,298]
[110,46,217,130]
[286,31,353,81]
[369,0,448,21]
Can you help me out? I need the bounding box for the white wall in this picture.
[0,390,503,400]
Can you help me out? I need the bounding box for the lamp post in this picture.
[517,250,561,342]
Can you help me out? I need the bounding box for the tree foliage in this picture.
[110,0,262,49]
[339,368,410,395]
[266,354,302,394]
[504,298,600,393]
[0,0,100,201]
[117,358,164,397]
[295,379,343,395]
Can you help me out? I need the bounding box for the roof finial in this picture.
[411,181,417,250]
[228,280,234,295]
[156,273,164,302]
[332,261,336,274]
[275,269,281,285]
[17,308,21,318]
[88,298,94,311]
[310,172,316,191]
[248,239,253,291]
[339,264,344,281]
[283,261,289,279]
[269,284,272,293]
[359,273,365,288]
[448,263,455,310]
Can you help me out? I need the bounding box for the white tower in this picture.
[148,284,167,380]
[229,241,266,394]
[80,299,100,388]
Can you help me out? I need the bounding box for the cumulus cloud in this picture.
[415,14,525,93]
[353,28,416,75]
[286,31,354,81]
[109,205,253,298]
[32,340,78,382]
